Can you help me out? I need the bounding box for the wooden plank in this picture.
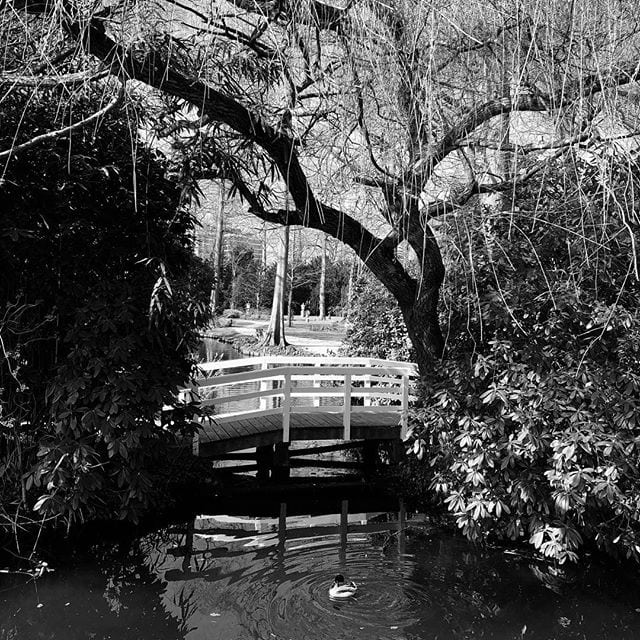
[264,413,284,430]
[295,413,317,429]
[288,441,365,457]
[197,365,413,389]
[198,431,281,456]
[291,426,342,441]
[294,405,343,415]
[322,413,343,427]
[221,422,247,439]
[352,388,403,398]
[211,420,239,441]
[291,459,361,470]
[242,416,268,434]
[202,388,279,407]
[228,419,256,439]
[196,355,418,373]
[214,408,281,423]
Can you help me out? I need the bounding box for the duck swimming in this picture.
[329,574,357,599]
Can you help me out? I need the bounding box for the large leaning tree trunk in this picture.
[5,0,640,376]
[261,226,289,347]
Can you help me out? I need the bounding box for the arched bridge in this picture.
[183,356,417,464]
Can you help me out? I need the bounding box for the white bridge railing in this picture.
[188,356,418,442]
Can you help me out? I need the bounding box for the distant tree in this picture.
[221,239,255,309]
[318,234,327,320]
[261,226,289,346]
[210,183,226,317]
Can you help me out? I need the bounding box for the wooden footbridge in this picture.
[178,356,417,478]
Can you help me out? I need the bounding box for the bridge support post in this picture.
[362,440,379,479]
[340,499,348,558]
[389,439,406,465]
[272,442,290,481]
[256,444,274,481]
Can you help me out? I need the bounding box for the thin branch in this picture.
[0,69,108,89]
[30,46,77,74]
[223,0,350,31]
[0,90,122,161]
[462,131,592,153]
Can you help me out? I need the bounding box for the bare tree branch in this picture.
[0,69,108,89]
[0,89,122,161]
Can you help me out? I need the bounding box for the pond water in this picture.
[197,338,245,363]
[2,497,640,640]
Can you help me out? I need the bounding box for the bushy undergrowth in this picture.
[414,190,640,563]
[345,154,640,564]
[342,276,414,361]
[1,91,211,544]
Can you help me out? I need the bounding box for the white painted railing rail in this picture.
[187,356,418,442]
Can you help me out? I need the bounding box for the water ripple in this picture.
[213,538,436,640]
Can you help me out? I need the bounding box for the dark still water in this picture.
[2,501,640,640]
[197,338,245,363]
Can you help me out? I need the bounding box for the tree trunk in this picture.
[261,226,289,346]
[346,255,356,316]
[257,221,267,309]
[210,182,225,318]
[318,233,326,320]
[399,292,444,379]
[61,21,447,373]
[230,262,238,309]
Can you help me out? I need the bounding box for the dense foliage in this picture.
[0,90,211,538]
[408,154,640,563]
[342,275,414,361]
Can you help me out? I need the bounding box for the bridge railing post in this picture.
[259,361,269,411]
[283,371,291,443]
[343,372,352,440]
[364,359,372,407]
[400,373,409,440]
[313,372,321,407]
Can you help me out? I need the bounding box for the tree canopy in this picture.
[2,0,639,374]
[3,0,640,560]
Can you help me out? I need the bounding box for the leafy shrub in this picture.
[342,275,414,361]
[407,160,640,563]
[1,91,210,530]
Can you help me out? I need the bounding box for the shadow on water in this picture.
[2,492,640,640]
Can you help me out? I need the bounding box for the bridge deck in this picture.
[196,410,402,456]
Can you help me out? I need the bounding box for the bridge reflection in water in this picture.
[165,500,411,582]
